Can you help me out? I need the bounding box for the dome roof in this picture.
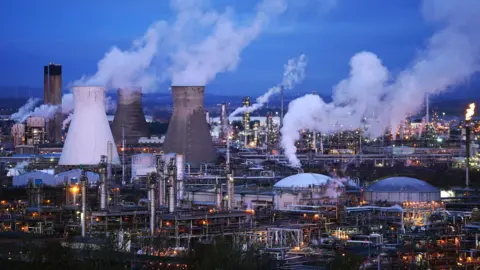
[274,173,343,188]
[365,177,439,193]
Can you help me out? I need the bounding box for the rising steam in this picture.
[11,98,40,123]
[282,0,480,167]
[169,0,288,86]
[229,54,307,117]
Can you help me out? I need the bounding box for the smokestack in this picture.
[48,63,62,142]
[59,86,120,166]
[43,66,49,104]
[111,88,150,145]
[163,86,216,164]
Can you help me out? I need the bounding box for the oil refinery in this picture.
[0,78,479,269]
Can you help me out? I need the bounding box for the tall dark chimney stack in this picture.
[48,63,62,143]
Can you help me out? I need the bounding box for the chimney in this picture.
[48,63,62,142]
[111,88,150,145]
[168,158,177,213]
[163,86,216,163]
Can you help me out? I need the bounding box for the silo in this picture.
[111,87,150,145]
[163,86,216,164]
[59,86,120,166]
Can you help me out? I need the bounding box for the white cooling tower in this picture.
[59,86,120,166]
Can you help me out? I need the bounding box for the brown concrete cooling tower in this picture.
[111,88,150,145]
[163,86,216,164]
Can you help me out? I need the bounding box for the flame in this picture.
[465,103,475,121]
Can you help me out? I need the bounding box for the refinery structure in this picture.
[0,69,479,269]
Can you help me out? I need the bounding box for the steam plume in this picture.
[282,0,480,167]
[11,98,40,123]
[229,54,307,117]
[72,22,166,93]
[169,0,288,86]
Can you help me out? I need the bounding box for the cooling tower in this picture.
[59,86,120,166]
[111,87,150,145]
[163,86,216,164]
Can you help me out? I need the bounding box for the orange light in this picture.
[70,186,79,193]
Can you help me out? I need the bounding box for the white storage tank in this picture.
[363,176,440,203]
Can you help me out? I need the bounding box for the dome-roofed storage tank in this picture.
[111,87,150,145]
[363,176,440,203]
[59,86,120,166]
[163,86,216,164]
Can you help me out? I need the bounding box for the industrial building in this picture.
[43,63,62,143]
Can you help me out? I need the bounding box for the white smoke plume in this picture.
[7,161,29,177]
[72,22,166,93]
[30,104,59,120]
[61,93,74,114]
[282,0,480,167]
[169,0,288,86]
[62,113,74,130]
[229,54,307,117]
[11,98,40,123]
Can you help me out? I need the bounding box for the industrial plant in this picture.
[0,68,479,269]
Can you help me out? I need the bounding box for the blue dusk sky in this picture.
[0,0,443,97]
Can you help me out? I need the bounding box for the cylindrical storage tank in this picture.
[12,124,25,136]
[131,153,156,181]
[27,117,46,128]
[363,177,441,204]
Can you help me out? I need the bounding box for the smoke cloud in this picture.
[11,98,40,123]
[169,0,287,86]
[62,113,74,130]
[229,54,307,117]
[72,22,166,93]
[282,0,480,167]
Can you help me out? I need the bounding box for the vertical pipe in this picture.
[425,93,429,124]
[107,141,112,182]
[156,157,165,207]
[176,154,184,207]
[81,171,87,238]
[150,183,155,236]
[227,171,234,210]
[466,124,471,189]
[168,158,176,213]
[216,177,222,211]
[100,163,107,210]
[122,126,126,185]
